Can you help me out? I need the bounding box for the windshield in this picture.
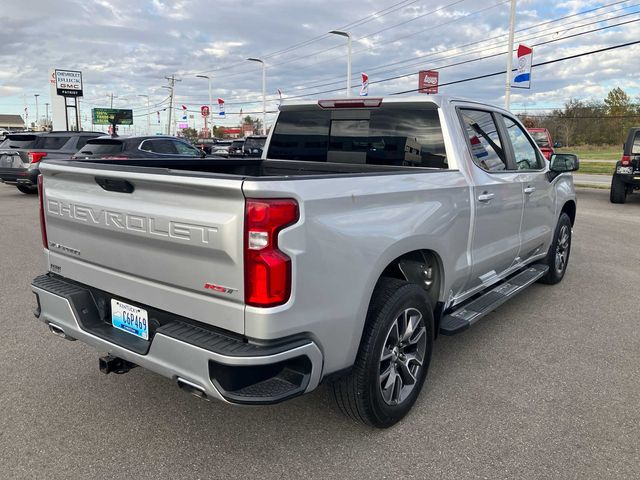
[268,104,447,168]
[530,131,550,148]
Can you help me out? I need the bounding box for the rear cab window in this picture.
[267,103,448,168]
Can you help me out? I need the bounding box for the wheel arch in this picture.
[377,249,445,309]
[560,199,576,226]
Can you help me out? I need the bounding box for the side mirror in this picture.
[549,153,579,173]
[553,142,562,148]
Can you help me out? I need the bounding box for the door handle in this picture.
[477,192,495,203]
[524,186,536,194]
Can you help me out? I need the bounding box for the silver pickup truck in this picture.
[31,96,579,427]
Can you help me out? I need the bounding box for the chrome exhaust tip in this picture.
[48,323,76,341]
[176,377,209,401]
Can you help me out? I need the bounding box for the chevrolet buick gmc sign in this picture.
[55,69,83,97]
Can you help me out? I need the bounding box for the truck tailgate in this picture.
[40,162,246,334]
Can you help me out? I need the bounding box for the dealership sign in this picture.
[418,70,439,94]
[201,105,210,117]
[92,108,133,125]
[55,70,83,97]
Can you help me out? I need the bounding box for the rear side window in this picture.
[140,139,178,154]
[459,109,507,172]
[35,136,71,150]
[268,105,448,168]
[80,140,124,154]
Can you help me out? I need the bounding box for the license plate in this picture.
[111,299,149,340]
[617,166,633,174]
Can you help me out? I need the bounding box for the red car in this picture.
[528,128,554,160]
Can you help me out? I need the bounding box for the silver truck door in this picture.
[458,108,523,291]
[499,114,555,262]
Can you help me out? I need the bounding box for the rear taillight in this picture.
[244,198,299,307]
[37,175,48,250]
[621,155,632,166]
[29,151,47,163]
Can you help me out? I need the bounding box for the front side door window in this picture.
[502,117,544,170]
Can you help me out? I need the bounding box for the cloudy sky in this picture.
[1,0,638,132]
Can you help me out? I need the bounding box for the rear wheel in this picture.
[331,278,433,428]
[539,212,572,285]
[16,185,37,194]
[610,174,627,204]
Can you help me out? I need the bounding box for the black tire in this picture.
[331,278,434,428]
[539,212,572,285]
[610,174,627,204]
[16,185,37,194]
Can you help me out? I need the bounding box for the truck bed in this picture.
[65,157,428,179]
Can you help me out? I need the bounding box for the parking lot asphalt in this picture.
[0,185,638,480]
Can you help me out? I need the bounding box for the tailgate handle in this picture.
[95,177,134,193]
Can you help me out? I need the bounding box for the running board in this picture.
[439,264,549,336]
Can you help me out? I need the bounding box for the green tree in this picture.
[604,88,632,144]
[180,127,198,143]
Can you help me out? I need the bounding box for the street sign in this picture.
[418,70,439,94]
[201,105,210,117]
[55,70,83,97]
[92,108,133,125]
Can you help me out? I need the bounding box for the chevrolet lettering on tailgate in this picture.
[47,199,219,245]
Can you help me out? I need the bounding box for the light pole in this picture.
[196,75,212,137]
[505,0,517,110]
[138,94,150,135]
[247,58,266,135]
[329,30,352,97]
[34,94,40,129]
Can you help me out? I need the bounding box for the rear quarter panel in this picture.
[242,171,471,374]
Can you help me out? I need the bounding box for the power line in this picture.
[261,17,640,101]
[391,39,640,94]
[181,1,639,105]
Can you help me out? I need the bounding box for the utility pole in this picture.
[138,94,150,135]
[505,0,517,110]
[45,103,50,129]
[109,93,116,108]
[34,94,40,129]
[164,75,180,136]
[247,59,266,135]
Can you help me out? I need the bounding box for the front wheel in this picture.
[331,278,433,428]
[539,212,572,285]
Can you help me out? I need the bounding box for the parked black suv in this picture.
[74,135,206,160]
[0,131,103,193]
[610,127,640,204]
